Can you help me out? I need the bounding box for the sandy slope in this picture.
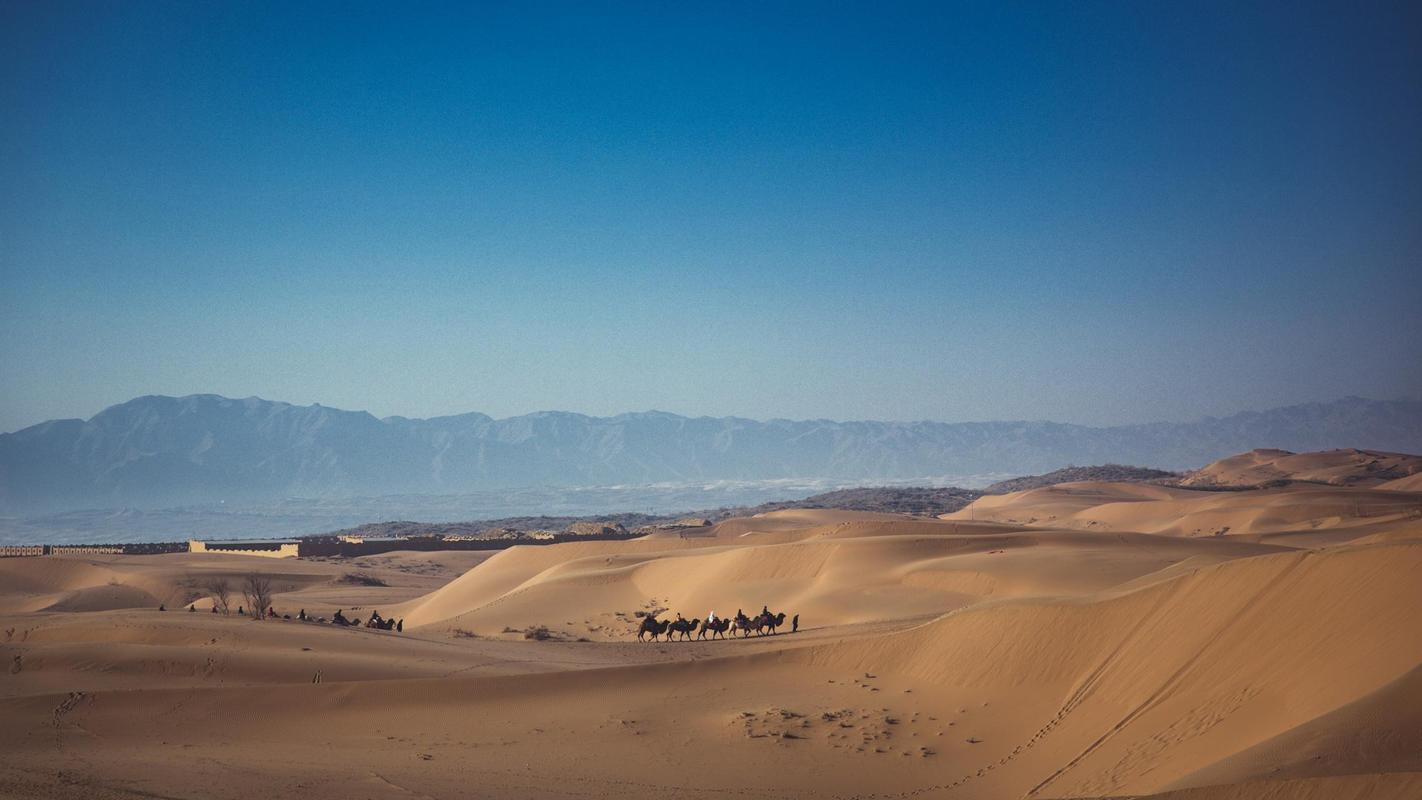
[1178,448,1422,488]
[1377,471,1422,491]
[2,450,1420,799]
[944,481,1422,546]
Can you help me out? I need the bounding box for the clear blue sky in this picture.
[2,1,1420,432]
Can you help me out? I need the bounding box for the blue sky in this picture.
[2,1,1420,432]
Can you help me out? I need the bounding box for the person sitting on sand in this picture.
[332,609,347,625]
[298,609,306,621]
[396,619,403,633]
[159,604,166,611]
[188,604,195,612]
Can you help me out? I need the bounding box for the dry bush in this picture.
[204,576,232,614]
[241,574,273,619]
[338,572,388,587]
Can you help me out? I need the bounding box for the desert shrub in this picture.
[338,572,388,587]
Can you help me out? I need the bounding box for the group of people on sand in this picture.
[638,605,799,642]
[165,602,402,631]
[331,608,403,632]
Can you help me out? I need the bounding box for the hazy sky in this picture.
[3,2,1420,433]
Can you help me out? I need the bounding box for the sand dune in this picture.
[0,549,491,616]
[1377,472,1422,491]
[1179,447,1422,488]
[2,451,1420,799]
[945,480,1422,546]
[393,512,1280,639]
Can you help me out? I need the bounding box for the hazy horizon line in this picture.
[6,391,1415,437]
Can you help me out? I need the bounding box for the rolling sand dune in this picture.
[2,449,1420,799]
[1377,472,1422,492]
[944,481,1422,546]
[1178,448,1422,488]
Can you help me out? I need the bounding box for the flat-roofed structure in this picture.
[189,539,300,558]
[49,545,124,555]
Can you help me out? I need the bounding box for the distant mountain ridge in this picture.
[2,394,1420,515]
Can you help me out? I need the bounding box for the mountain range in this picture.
[2,394,1420,516]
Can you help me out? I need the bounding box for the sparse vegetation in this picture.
[204,576,233,614]
[338,572,388,587]
[241,574,273,619]
[984,465,1182,494]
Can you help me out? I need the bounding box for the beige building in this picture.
[189,539,300,558]
[48,545,124,555]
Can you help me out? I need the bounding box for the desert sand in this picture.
[3,450,1421,799]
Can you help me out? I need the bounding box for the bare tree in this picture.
[204,576,232,614]
[242,574,273,620]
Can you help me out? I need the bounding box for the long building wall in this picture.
[188,540,300,558]
[4,534,641,560]
[295,532,641,558]
[2,543,189,557]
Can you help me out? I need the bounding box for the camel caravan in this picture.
[636,607,799,642]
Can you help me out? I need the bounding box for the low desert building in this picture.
[189,539,300,558]
[48,545,124,555]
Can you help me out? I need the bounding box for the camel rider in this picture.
[708,610,717,625]
[761,605,770,620]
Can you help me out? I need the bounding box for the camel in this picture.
[760,611,787,635]
[698,617,731,640]
[667,618,701,641]
[733,611,787,637]
[730,614,758,638]
[637,617,671,642]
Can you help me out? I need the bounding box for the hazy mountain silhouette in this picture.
[2,394,1419,515]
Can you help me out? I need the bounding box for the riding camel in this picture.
[732,610,788,637]
[637,617,671,642]
[698,617,731,640]
[730,613,757,638]
[667,617,701,641]
[760,611,787,634]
